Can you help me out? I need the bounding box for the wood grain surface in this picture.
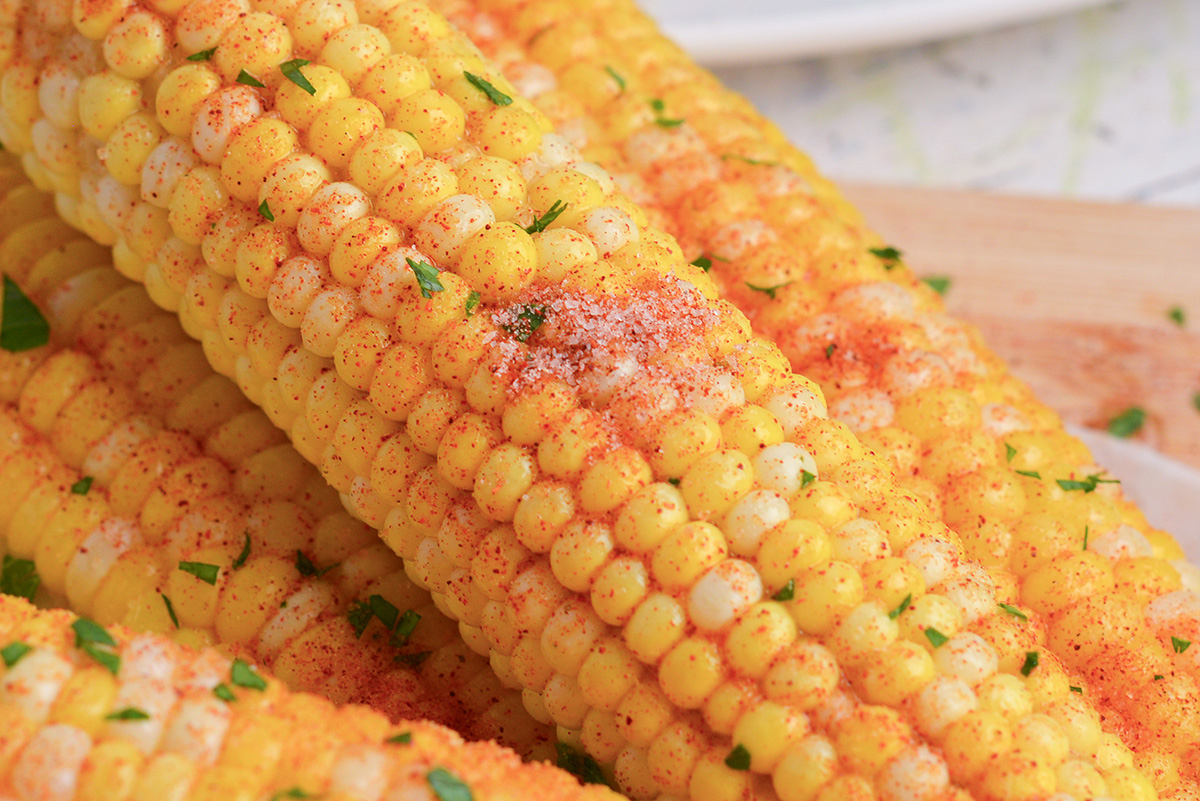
[842,184,1200,468]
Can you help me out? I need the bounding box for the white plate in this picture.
[640,0,1117,65]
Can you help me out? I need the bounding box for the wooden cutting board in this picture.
[841,184,1200,468]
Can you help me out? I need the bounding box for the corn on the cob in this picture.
[0,171,548,751]
[0,592,617,801]
[417,0,1200,789]
[0,2,1181,801]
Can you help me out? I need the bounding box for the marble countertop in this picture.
[701,0,1200,205]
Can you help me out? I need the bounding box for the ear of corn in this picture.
[419,0,1200,791]
[0,167,550,752]
[0,2,1189,801]
[0,592,618,801]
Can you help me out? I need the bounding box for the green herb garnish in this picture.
[258,200,274,221]
[464,71,512,106]
[1106,406,1146,439]
[178,561,219,585]
[427,767,473,801]
[1020,651,1039,676]
[1,642,31,667]
[1056,473,1119,493]
[213,684,236,702]
[280,58,315,94]
[161,594,179,629]
[924,627,949,648]
[889,594,912,620]
[1015,470,1041,479]
[1,276,49,353]
[232,532,251,570]
[231,658,267,691]
[923,276,951,296]
[406,257,444,299]
[745,281,792,300]
[1169,306,1186,327]
[525,200,568,234]
[70,476,93,495]
[105,707,150,721]
[1173,636,1191,654]
[464,291,481,317]
[388,732,413,744]
[502,305,548,343]
[236,69,266,88]
[724,744,751,771]
[187,47,216,61]
[998,602,1027,620]
[0,556,38,602]
[772,579,795,602]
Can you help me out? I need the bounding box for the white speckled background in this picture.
[696,0,1200,204]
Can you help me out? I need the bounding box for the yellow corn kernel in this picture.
[624,592,686,663]
[309,97,386,169]
[78,70,141,140]
[580,447,653,514]
[212,12,292,87]
[214,554,297,643]
[658,637,723,709]
[651,521,728,591]
[473,442,537,521]
[48,666,118,735]
[833,706,909,776]
[376,157,458,228]
[78,740,145,801]
[788,561,863,635]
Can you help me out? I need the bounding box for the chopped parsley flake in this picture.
[464,291,481,317]
[350,599,372,637]
[270,789,310,801]
[388,732,413,744]
[924,627,949,648]
[1,642,31,667]
[889,594,912,620]
[394,650,431,667]
[1154,675,1165,681]
[555,743,612,788]
[72,618,119,674]
[231,658,267,690]
[923,276,951,296]
[825,343,836,359]
[525,200,568,234]
[721,153,778,167]
[691,256,713,272]
[998,602,1027,620]
[213,683,236,702]
[178,561,219,585]
[105,707,150,721]
[1194,393,1200,413]
[1083,525,1089,551]
[186,47,216,61]
[1,276,49,353]
[869,246,903,265]
[667,477,681,486]
[772,579,795,602]
[236,69,266,88]
[295,550,336,578]
[70,476,93,495]
[370,595,401,630]
[1106,406,1146,438]
[427,767,473,801]
[464,71,512,106]
[647,98,683,128]
[800,470,816,489]
[406,257,444,299]
[258,200,275,221]
[745,280,792,300]
[1015,470,1041,479]
[390,609,421,647]
[1173,636,1192,654]
[232,533,251,570]
[724,744,751,771]
[0,556,39,602]
[1004,443,1017,463]
[1056,473,1119,493]
[1020,651,1039,676]
[502,304,548,343]
[1071,684,1084,692]
[161,594,179,629]
[280,58,315,94]
[605,66,626,91]
[1169,306,1186,327]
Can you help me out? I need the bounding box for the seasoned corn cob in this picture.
[0,175,547,750]
[417,0,1200,788]
[0,592,617,801]
[0,3,1178,801]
